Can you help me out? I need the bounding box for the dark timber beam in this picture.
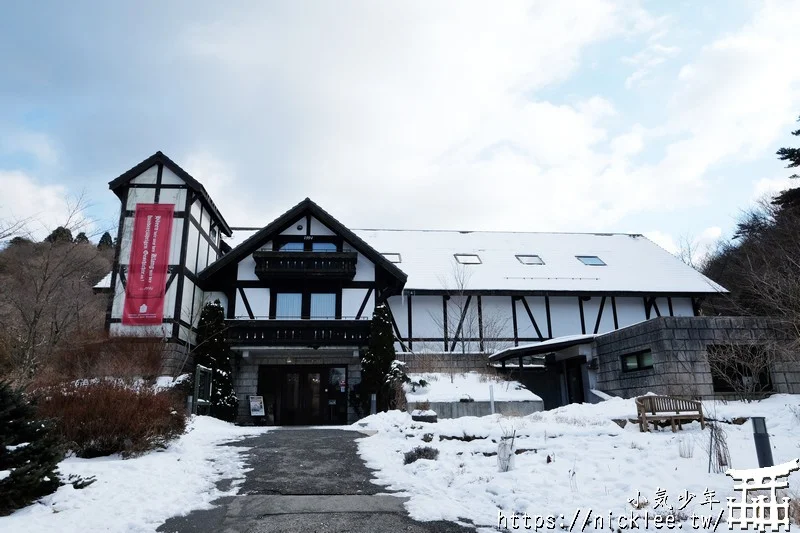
[450,295,472,352]
[593,296,606,334]
[519,297,544,340]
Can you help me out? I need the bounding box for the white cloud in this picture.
[624,38,680,89]
[178,0,658,231]
[0,170,92,240]
[0,130,59,167]
[752,175,796,201]
[644,226,722,266]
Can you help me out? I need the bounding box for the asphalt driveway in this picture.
[157,429,474,533]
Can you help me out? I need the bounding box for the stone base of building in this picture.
[395,352,490,373]
[232,347,362,426]
[594,316,800,399]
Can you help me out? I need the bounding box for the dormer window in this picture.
[516,254,544,265]
[454,253,481,265]
[382,253,402,263]
[576,255,606,266]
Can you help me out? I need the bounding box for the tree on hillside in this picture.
[0,380,63,515]
[358,303,397,413]
[73,232,90,244]
[701,117,800,395]
[0,215,29,244]
[193,300,238,421]
[0,239,111,380]
[97,232,113,251]
[772,115,800,210]
[44,226,73,244]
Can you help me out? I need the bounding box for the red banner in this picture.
[122,203,175,325]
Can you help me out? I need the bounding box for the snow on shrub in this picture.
[0,381,62,516]
[35,381,186,458]
[403,446,439,465]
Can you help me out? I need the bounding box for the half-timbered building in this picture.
[102,152,736,425]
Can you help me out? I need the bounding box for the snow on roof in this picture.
[94,271,112,289]
[351,229,725,294]
[489,334,597,361]
[222,228,725,294]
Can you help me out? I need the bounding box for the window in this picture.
[382,253,402,263]
[275,293,302,318]
[272,291,340,319]
[454,253,481,264]
[310,293,336,319]
[210,227,218,243]
[516,254,544,265]
[311,242,337,252]
[279,242,305,252]
[577,255,606,266]
[621,349,653,372]
[707,345,773,394]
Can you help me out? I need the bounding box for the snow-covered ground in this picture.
[356,395,800,532]
[1,416,269,533]
[404,372,541,403]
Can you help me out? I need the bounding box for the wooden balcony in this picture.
[226,319,371,347]
[253,251,358,280]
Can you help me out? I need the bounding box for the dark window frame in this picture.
[576,255,606,266]
[707,344,773,393]
[382,252,402,264]
[621,349,654,372]
[454,253,482,265]
[273,235,343,252]
[516,254,545,265]
[269,287,342,320]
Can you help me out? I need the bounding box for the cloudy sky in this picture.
[1,0,799,257]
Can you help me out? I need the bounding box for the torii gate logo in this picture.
[726,459,800,531]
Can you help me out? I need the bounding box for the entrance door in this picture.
[259,365,348,426]
[279,369,323,425]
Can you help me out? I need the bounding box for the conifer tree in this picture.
[359,303,397,413]
[97,231,113,251]
[193,300,238,421]
[44,226,73,244]
[772,115,800,211]
[73,232,90,244]
[0,381,62,516]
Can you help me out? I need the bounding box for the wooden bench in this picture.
[635,395,705,432]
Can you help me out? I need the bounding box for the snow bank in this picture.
[404,372,541,403]
[1,416,269,533]
[357,395,800,532]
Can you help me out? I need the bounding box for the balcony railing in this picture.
[226,319,371,347]
[253,251,358,280]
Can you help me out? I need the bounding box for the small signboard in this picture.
[249,395,265,417]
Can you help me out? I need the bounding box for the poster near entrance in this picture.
[249,396,265,416]
[122,203,174,325]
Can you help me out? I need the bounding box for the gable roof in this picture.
[198,198,408,288]
[350,229,726,295]
[109,151,232,236]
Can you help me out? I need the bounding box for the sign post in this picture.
[751,416,774,468]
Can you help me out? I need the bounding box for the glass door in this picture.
[305,372,323,425]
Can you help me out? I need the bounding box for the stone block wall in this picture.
[160,341,191,377]
[595,316,799,399]
[232,348,362,425]
[395,352,490,373]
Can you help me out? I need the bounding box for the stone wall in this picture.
[232,348,362,425]
[395,352,490,373]
[595,316,800,399]
[406,400,543,418]
[160,341,191,377]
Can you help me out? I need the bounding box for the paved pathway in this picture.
[158,429,474,533]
